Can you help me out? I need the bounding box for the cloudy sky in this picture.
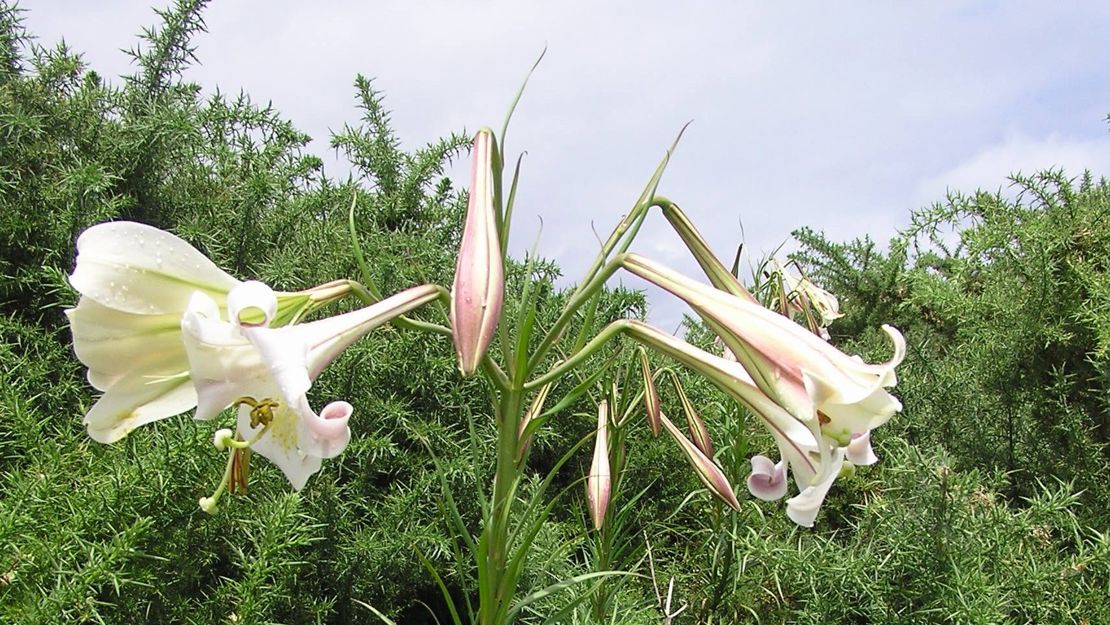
[21,1,1110,330]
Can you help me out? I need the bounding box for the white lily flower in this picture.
[181,281,439,489]
[67,221,240,442]
[626,320,863,526]
[623,254,905,444]
[774,260,843,327]
[67,221,355,443]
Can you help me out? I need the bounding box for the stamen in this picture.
[199,424,271,514]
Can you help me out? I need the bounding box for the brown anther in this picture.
[234,396,280,428]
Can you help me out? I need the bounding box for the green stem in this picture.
[482,385,525,625]
[526,256,625,373]
[526,320,631,391]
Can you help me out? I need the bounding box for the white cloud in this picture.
[917,133,1110,202]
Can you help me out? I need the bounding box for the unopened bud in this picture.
[586,401,612,529]
[450,128,504,376]
[660,412,740,510]
[639,348,661,437]
[669,371,714,457]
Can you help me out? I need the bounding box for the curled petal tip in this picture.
[746,455,788,501]
[846,431,879,466]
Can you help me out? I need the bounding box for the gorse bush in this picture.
[1,2,1108,625]
[794,170,1110,522]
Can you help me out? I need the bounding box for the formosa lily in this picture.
[625,320,856,526]
[770,259,842,339]
[181,280,439,489]
[66,221,352,443]
[450,128,504,376]
[623,254,905,445]
[586,401,611,530]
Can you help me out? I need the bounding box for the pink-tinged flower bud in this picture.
[669,371,713,457]
[639,348,661,437]
[450,128,504,376]
[659,412,740,510]
[587,401,612,530]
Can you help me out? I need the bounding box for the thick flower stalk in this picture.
[67,221,351,442]
[623,253,905,444]
[182,280,439,489]
[451,128,504,376]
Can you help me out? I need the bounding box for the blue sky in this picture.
[21,1,1110,330]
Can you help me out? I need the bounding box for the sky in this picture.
[19,1,1110,331]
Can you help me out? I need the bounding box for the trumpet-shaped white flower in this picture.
[623,254,905,445]
[67,221,240,442]
[181,281,438,489]
[67,221,352,443]
[773,260,843,329]
[626,320,866,526]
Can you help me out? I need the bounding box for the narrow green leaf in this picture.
[414,546,465,625]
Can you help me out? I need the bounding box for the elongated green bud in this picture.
[669,371,714,457]
[659,412,739,510]
[639,347,661,437]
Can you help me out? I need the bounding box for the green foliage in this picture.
[794,171,1110,521]
[2,2,1108,623]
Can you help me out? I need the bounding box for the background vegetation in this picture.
[0,2,1106,623]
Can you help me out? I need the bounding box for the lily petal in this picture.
[83,375,197,443]
[846,431,879,466]
[786,447,846,527]
[69,221,239,315]
[746,455,788,501]
[236,400,322,491]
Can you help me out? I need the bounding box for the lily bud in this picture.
[450,128,504,376]
[587,401,612,530]
[659,412,740,510]
[669,371,713,457]
[639,348,661,436]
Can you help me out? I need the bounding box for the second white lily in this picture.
[181,280,439,488]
